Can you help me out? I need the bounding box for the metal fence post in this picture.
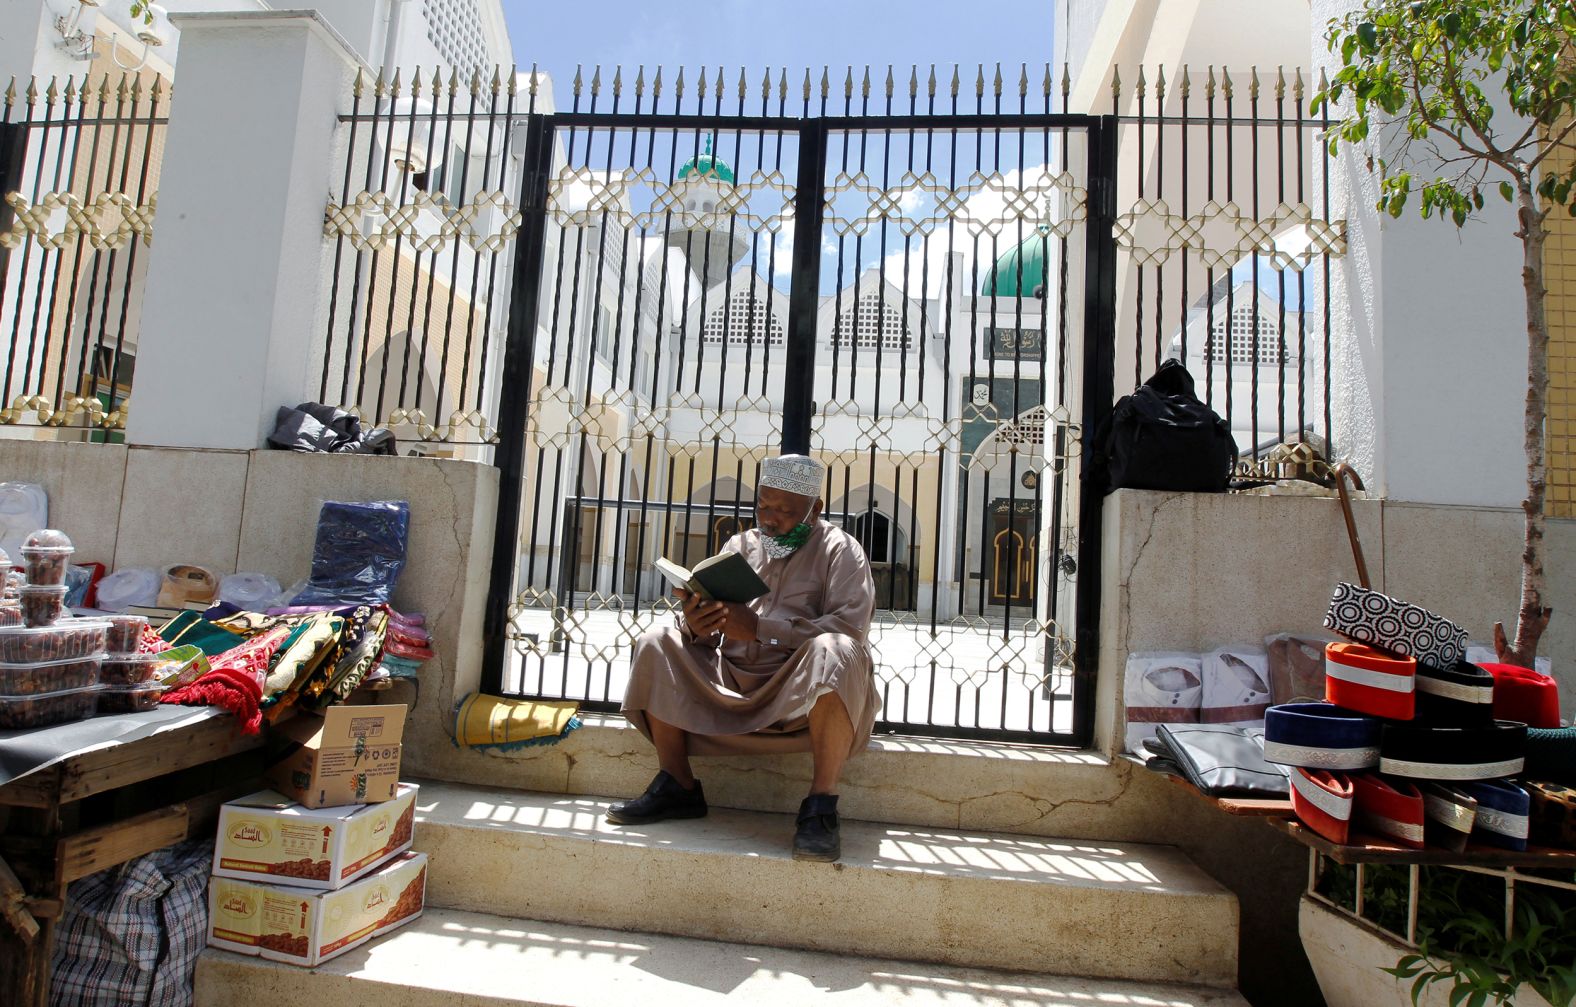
[781,120,827,455]
[480,113,554,695]
[1072,116,1119,746]
[0,121,27,309]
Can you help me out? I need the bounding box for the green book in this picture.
[653,552,769,604]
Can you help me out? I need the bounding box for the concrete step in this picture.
[409,780,1239,987]
[414,714,1162,844]
[195,906,1251,1007]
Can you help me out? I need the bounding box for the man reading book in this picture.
[609,453,878,863]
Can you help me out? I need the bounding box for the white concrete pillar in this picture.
[126,11,360,449]
[1315,0,1528,507]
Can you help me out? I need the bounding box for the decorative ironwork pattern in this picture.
[0,72,169,433]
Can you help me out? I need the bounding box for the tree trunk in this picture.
[1494,177,1554,668]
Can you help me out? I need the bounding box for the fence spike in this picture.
[45,76,59,105]
[373,67,387,99]
[490,66,501,96]
[975,65,985,99]
[1249,65,1259,101]
[885,65,894,100]
[1294,67,1305,103]
[1222,66,1234,100]
[96,73,111,106]
[448,67,461,96]
[805,68,815,104]
[1205,65,1215,101]
[1275,65,1286,101]
[1018,63,1028,98]
[1316,68,1329,110]
[115,72,130,102]
[591,65,602,98]
[1179,63,1190,99]
[652,66,662,100]
[1061,63,1071,100]
[927,64,937,99]
[992,62,1002,98]
[352,68,365,99]
[696,65,707,101]
[843,67,853,100]
[674,66,685,100]
[715,66,724,100]
[860,66,870,101]
[388,67,402,100]
[129,74,142,103]
[24,78,38,106]
[613,65,623,99]
[572,65,583,98]
[950,65,960,99]
[468,68,482,97]
[1042,63,1052,99]
[63,75,76,106]
[738,66,747,102]
[1110,65,1120,104]
[407,66,420,97]
[909,65,919,101]
[1135,64,1146,99]
[634,65,645,98]
[1154,64,1166,103]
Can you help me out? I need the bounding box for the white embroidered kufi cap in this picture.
[759,454,824,498]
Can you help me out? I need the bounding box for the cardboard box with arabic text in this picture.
[265,704,406,809]
[212,783,417,891]
[208,851,427,966]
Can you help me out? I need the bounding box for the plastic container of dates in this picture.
[104,613,149,655]
[0,654,102,695]
[0,620,111,664]
[99,653,165,688]
[0,684,99,730]
[20,585,68,628]
[20,529,74,587]
[97,683,164,714]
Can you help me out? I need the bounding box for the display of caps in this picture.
[1378,720,1527,781]
[1482,663,1562,730]
[1525,780,1576,849]
[1351,774,1426,849]
[1458,779,1531,852]
[1325,642,1418,721]
[1289,768,1355,844]
[1415,661,1497,728]
[1421,782,1478,853]
[1323,582,1468,669]
[1263,702,1382,771]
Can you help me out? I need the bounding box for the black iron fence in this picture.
[0,72,167,438]
[313,62,1343,744]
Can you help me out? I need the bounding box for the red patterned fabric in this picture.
[138,626,172,655]
[157,626,290,734]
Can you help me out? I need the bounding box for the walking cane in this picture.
[1332,463,1371,589]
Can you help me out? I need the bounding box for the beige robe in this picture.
[621,520,879,756]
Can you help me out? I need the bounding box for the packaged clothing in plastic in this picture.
[0,481,47,560]
[1200,645,1272,728]
[291,500,410,607]
[1124,651,1203,755]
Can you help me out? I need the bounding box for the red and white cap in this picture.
[1325,642,1417,720]
[1290,768,1355,845]
[1351,774,1425,849]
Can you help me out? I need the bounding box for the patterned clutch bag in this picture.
[1324,582,1468,668]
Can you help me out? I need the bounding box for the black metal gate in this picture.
[475,70,1117,746]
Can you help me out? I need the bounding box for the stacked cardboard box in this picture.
[207,704,426,967]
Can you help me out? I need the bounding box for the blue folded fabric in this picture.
[1263,702,1382,770]
[1458,779,1531,851]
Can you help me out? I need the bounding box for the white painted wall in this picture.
[1313,0,1528,507]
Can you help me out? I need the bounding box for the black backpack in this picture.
[1089,360,1237,494]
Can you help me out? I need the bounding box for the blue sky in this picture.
[501,1,1055,105]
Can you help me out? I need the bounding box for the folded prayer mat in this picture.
[1482,663,1562,729]
[1415,660,1496,728]
[1351,774,1426,849]
[1379,720,1527,781]
[1325,642,1417,721]
[1525,780,1576,849]
[453,693,582,751]
[1290,768,1355,844]
[1421,782,1478,852]
[1263,702,1382,771]
[1458,779,1531,851]
[1324,582,1468,668]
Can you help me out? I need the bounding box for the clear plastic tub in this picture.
[20,529,74,587]
[20,585,68,627]
[97,683,163,714]
[100,653,165,687]
[0,685,99,729]
[104,614,149,655]
[0,654,102,695]
[0,620,110,664]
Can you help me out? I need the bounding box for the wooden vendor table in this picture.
[0,708,265,1007]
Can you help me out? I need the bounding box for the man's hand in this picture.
[679,590,757,642]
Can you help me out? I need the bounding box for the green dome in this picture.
[980,228,1052,297]
[677,137,735,185]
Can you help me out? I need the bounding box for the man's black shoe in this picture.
[605,771,707,825]
[793,793,841,862]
